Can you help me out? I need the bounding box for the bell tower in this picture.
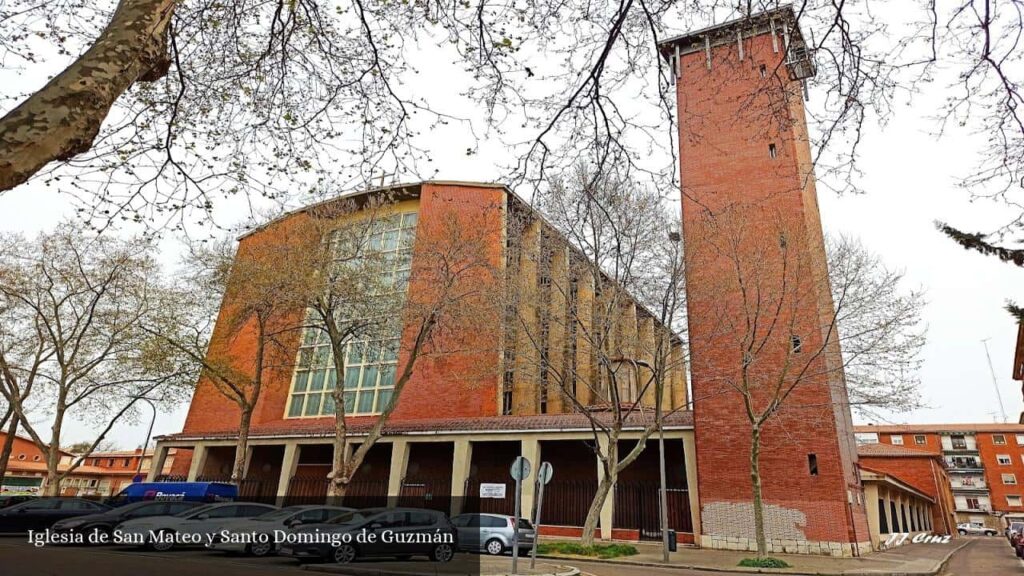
[661,7,870,555]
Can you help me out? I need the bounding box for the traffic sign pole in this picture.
[510,456,531,575]
[530,462,553,570]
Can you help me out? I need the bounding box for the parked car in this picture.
[450,513,535,555]
[0,498,110,534]
[117,501,277,551]
[50,500,202,540]
[107,481,238,504]
[206,505,354,557]
[1008,521,1024,540]
[957,522,997,536]
[0,495,37,509]
[279,507,456,564]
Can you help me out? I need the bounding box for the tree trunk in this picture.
[581,471,614,546]
[230,406,253,483]
[751,426,767,557]
[327,388,350,503]
[0,0,175,191]
[0,411,16,484]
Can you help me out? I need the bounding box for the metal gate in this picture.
[398,477,451,513]
[615,482,692,541]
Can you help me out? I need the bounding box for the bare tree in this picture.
[505,166,688,545]
[281,195,501,499]
[685,209,924,557]
[3,1,1011,234]
[147,226,313,483]
[0,225,195,495]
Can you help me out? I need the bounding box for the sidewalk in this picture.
[305,556,579,576]
[536,539,970,575]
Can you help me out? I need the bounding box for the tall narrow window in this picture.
[768,143,777,158]
[808,453,818,476]
[790,335,802,353]
[759,64,767,78]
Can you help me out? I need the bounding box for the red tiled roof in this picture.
[157,410,694,442]
[854,423,1024,433]
[856,443,941,458]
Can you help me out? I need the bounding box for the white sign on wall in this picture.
[479,483,507,499]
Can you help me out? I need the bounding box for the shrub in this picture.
[537,542,639,558]
[738,557,792,568]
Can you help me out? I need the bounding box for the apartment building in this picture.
[855,424,1024,529]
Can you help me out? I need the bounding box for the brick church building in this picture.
[150,7,948,555]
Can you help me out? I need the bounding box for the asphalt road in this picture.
[941,536,1024,575]
[0,536,767,576]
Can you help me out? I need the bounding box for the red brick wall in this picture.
[677,31,867,544]
[876,432,943,455]
[978,432,1024,515]
[388,183,505,420]
[179,184,506,436]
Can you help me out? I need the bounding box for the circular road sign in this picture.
[510,456,532,481]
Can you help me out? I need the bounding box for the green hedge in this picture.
[537,542,639,558]
[738,557,791,568]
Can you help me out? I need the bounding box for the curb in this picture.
[303,562,581,576]
[534,540,970,576]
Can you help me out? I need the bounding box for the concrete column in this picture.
[682,431,702,541]
[596,435,614,540]
[146,444,170,482]
[513,220,542,414]
[575,272,596,406]
[547,246,569,414]
[670,342,688,409]
[387,440,411,507]
[186,444,208,482]
[863,484,880,549]
[450,440,473,516]
[275,443,301,506]
[637,317,657,407]
[520,437,542,520]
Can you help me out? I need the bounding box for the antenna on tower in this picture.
[982,338,1009,423]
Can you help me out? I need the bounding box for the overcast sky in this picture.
[0,8,1020,449]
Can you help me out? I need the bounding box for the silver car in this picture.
[451,513,535,555]
[957,522,997,536]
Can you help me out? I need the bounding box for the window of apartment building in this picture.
[1017,434,1024,445]
[790,335,802,353]
[1008,496,1023,507]
[951,434,968,449]
[994,434,1007,445]
[914,435,926,445]
[768,143,778,159]
[1004,473,1018,485]
[966,497,982,510]
[286,211,417,418]
[998,454,1013,465]
[890,435,904,445]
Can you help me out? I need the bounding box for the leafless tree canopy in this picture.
[0,0,1019,232]
[0,225,195,493]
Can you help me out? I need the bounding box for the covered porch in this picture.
[149,413,700,543]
